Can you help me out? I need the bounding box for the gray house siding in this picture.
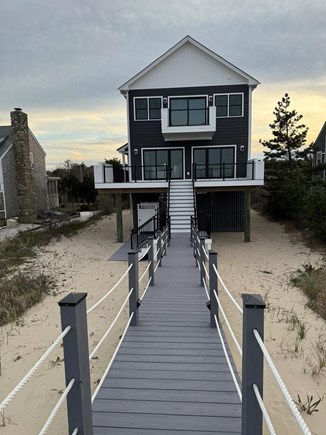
[2,146,19,218]
[29,132,48,211]
[128,85,249,179]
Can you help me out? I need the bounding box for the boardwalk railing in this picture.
[130,212,171,250]
[191,224,312,435]
[0,227,170,435]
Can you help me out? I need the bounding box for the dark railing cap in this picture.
[58,292,87,307]
[242,294,266,309]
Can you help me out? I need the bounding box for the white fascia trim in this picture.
[248,87,252,159]
[95,181,168,190]
[195,179,264,188]
[119,36,260,93]
[126,91,132,181]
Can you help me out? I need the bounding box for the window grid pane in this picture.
[170,97,207,126]
[215,95,228,117]
[229,94,242,117]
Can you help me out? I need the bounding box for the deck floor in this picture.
[92,235,241,434]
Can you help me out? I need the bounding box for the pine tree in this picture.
[260,93,310,167]
[260,94,312,220]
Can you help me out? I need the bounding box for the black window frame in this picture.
[214,93,243,118]
[169,96,208,126]
[134,97,162,121]
[193,146,236,179]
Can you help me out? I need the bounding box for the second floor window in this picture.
[134,97,161,120]
[215,94,243,117]
[170,97,207,126]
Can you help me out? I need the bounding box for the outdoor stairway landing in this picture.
[92,235,241,434]
[169,180,194,234]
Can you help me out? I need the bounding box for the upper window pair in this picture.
[215,94,243,117]
[134,97,161,120]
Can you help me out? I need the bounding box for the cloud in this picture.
[0,0,325,167]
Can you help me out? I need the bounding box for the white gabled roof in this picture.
[119,35,260,94]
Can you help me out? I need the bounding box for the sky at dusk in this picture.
[0,0,325,169]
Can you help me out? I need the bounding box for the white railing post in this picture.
[128,250,139,326]
[242,294,265,435]
[148,237,155,286]
[58,293,93,435]
[209,250,218,327]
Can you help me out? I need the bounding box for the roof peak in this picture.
[119,36,259,93]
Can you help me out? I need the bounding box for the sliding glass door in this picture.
[143,149,183,180]
[193,147,235,179]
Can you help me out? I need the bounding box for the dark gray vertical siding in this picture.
[128,86,249,178]
[197,191,244,232]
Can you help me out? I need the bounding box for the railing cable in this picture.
[38,378,75,435]
[139,261,152,282]
[87,264,133,315]
[214,315,242,401]
[213,264,243,315]
[201,244,209,260]
[253,329,311,435]
[138,246,150,261]
[0,326,71,413]
[154,258,161,272]
[140,276,152,301]
[202,277,209,299]
[214,290,242,358]
[89,289,134,360]
[253,384,277,435]
[202,261,209,279]
[91,313,134,403]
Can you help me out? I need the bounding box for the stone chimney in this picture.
[10,108,37,223]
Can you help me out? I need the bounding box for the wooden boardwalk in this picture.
[92,234,241,434]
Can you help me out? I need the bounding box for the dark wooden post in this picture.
[148,237,155,286]
[162,226,167,256]
[209,250,218,327]
[157,230,162,267]
[244,190,251,242]
[58,293,93,435]
[116,193,123,243]
[128,250,139,326]
[199,237,206,287]
[242,294,265,435]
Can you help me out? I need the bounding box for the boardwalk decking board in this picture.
[92,234,241,434]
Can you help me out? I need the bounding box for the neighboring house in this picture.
[94,36,264,239]
[0,108,49,223]
[313,122,326,180]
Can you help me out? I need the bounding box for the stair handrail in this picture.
[192,162,198,228]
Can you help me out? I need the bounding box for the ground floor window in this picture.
[193,146,235,179]
[143,149,183,180]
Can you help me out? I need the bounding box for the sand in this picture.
[0,209,148,435]
[212,210,325,435]
[0,209,325,434]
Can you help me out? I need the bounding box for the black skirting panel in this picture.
[196,191,244,232]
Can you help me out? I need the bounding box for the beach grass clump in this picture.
[291,264,326,320]
[0,213,103,278]
[0,272,56,327]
